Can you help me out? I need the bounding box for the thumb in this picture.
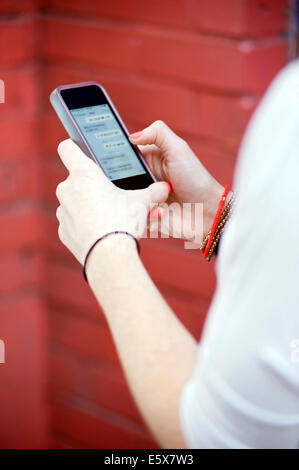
[58,139,107,180]
[144,181,171,206]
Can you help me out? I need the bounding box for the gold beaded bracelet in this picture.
[200,193,235,260]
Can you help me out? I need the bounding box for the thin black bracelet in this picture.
[83,231,140,283]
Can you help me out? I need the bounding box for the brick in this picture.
[0,117,39,157]
[50,433,80,449]
[141,238,216,299]
[43,0,190,29]
[0,157,41,203]
[0,251,42,294]
[140,29,287,94]
[187,136,238,185]
[46,260,100,314]
[0,67,40,114]
[41,113,69,159]
[0,206,43,251]
[0,294,48,448]
[50,399,157,448]
[49,350,143,423]
[0,295,46,386]
[49,310,120,365]
[0,17,37,66]
[43,0,288,37]
[42,213,80,268]
[0,1,38,14]
[42,17,287,93]
[42,161,66,206]
[161,288,209,340]
[42,16,139,73]
[192,0,288,38]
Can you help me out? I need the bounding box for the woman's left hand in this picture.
[56,139,170,264]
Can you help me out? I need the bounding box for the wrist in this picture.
[85,233,139,287]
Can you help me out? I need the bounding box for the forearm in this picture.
[87,234,198,448]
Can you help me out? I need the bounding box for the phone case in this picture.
[49,81,156,182]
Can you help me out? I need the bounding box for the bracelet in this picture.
[201,194,234,252]
[83,231,140,283]
[203,185,230,259]
[202,192,234,260]
[201,186,234,261]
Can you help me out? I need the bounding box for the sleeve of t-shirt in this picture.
[180,60,299,449]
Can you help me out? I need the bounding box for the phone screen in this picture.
[60,85,153,189]
[70,104,146,181]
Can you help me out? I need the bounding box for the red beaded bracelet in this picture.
[202,184,230,259]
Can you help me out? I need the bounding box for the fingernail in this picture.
[150,207,164,219]
[129,130,143,140]
[165,182,172,194]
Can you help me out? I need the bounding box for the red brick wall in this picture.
[0,0,289,448]
[0,0,48,448]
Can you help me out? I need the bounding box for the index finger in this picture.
[129,120,180,152]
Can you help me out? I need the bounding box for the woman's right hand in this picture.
[129,121,224,244]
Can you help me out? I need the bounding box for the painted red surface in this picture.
[0,0,289,448]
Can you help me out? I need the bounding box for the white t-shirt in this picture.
[180,60,299,449]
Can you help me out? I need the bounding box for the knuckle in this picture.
[177,136,188,149]
[56,205,62,221]
[154,120,166,129]
[57,139,69,154]
[56,180,68,200]
[56,182,64,200]
[57,224,67,246]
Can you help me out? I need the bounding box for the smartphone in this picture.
[50,81,155,190]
